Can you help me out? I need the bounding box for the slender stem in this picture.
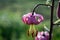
[54,19,60,24]
[53,24,60,25]
[49,0,54,40]
[32,4,51,15]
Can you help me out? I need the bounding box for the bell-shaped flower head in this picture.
[22,12,44,37]
[22,12,44,25]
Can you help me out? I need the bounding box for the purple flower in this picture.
[35,31,49,40]
[57,1,60,18]
[22,12,44,25]
[22,12,44,37]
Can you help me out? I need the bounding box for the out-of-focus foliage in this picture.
[0,0,60,40]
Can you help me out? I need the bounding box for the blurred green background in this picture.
[0,0,60,40]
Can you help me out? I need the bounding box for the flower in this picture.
[22,12,44,37]
[22,12,44,25]
[54,1,60,24]
[35,31,49,40]
[57,1,60,19]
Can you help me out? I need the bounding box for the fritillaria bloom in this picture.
[35,31,49,40]
[22,12,44,37]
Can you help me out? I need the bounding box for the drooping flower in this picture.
[54,1,60,24]
[22,12,44,25]
[57,1,60,19]
[22,12,44,37]
[35,31,49,40]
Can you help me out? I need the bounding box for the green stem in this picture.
[54,19,60,24]
[29,24,36,36]
[29,25,32,32]
[32,24,36,31]
[29,24,36,32]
